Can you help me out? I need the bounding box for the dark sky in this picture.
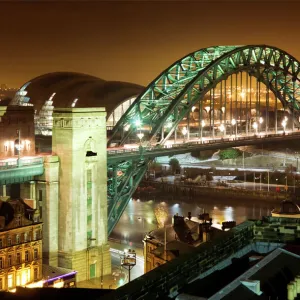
[1,0,300,88]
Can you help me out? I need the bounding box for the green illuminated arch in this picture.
[108,45,300,146]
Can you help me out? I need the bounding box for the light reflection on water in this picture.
[110,196,278,245]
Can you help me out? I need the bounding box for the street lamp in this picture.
[137,132,144,145]
[252,122,258,135]
[200,120,205,143]
[120,249,136,283]
[219,123,225,137]
[15,129,23,167]
[182,126,188,143]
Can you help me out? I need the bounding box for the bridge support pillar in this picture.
[52,107,111,282]
[36,155,59,267]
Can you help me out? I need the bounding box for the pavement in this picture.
[76,241,144,290]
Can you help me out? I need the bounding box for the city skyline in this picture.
[0,1,300,87]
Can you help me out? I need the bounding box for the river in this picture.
[110,194,280,247]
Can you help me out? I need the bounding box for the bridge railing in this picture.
[107,131,300,156]
[0,157,44,170]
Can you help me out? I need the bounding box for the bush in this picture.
[219,148,241,160]
[169,158,180,173]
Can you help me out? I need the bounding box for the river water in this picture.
[110,194,280,246]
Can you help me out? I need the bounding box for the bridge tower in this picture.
[52,107,111,282]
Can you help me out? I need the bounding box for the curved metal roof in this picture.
[17,72,145,117]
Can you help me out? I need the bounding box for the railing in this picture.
[0,157,44,170]
[107,131,300,156]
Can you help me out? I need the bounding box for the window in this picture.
[7,237,11,246]
[0,239,2,248]
[0,257,3,269]
[0,278,2,290]
[25,250,29,262]
[34,268,38,281]
[39,190,42,202]
[24,232,27,242]
[34,249,38,260]
[8,255,12,267]
[8,274,13,289]
[16,235,20,244]
[16,253,21,264]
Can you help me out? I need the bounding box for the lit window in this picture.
[8,274,13,288]
[16,217,21,227]
[16,235,20,244]
[7,237,11,246]
[0,257,3,269]
[24,232,27,242]
[25,250,29,262]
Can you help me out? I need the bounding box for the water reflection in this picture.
[110,196,277,246]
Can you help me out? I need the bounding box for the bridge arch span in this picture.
[108,45,300,146]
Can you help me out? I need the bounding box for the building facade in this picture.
[0,199,42,291]
[0,106,35,159]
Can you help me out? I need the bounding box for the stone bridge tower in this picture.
[52,107,111,282]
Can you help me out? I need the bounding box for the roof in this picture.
[209,248,300,300]
[42,264,76,281]
[14,72,145,118]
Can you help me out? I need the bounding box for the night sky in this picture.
[1,0,300,88]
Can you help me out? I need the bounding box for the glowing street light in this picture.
[181,126,188,143]
[120,249,136,283]
[219,123,225,133]
[135,119,141,127]
[253,122,258,134]
[282,118,287,133]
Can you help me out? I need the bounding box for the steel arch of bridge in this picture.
[108,45,300,147]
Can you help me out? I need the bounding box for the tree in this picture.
[219,148,241,160]
[169,158,180,173]
[154,205,168,228]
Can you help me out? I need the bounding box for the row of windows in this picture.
[0,230,41,249]
[0,268,38,290]
[0,249,39,269]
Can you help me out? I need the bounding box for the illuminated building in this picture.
[0,106,35,159]
[0,199,42,291]
[10,72,144,136]
[143,214,223,273]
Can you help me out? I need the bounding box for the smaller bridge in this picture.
[0,157,44,185]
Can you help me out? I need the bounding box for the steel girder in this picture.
[108,45,300,147]
[107,148,151,235]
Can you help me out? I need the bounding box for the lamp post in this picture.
[252,122,258,135]
[15,129,22,167]
[231,119,237,138]
[200,120,205,143]
[120,249,136,283]
[219,123,225,137]
[181,126,188,143]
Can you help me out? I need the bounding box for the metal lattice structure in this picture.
[108,45,300,147]
[107,44,300,234]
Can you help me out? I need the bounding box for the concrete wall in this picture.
[51,107,111,281]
